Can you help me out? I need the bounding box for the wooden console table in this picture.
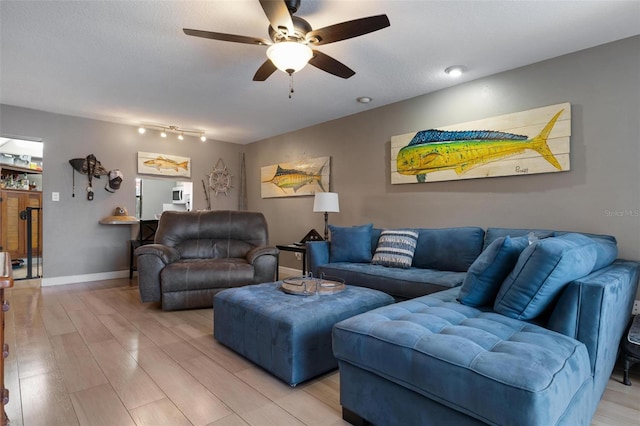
[0,253,13,425]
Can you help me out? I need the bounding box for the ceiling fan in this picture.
[183,0,390,81]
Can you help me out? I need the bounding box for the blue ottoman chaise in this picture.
[213,281,394,386]
[323,226,639,425]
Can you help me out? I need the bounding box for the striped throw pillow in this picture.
[371,229,419,269]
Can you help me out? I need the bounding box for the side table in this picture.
[276,244,307,276]
[621,314,640,385]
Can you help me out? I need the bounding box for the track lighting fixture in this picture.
[137,124,207,141]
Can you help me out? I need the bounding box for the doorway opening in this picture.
[0,136,44,282]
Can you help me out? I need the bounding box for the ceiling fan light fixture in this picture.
[267,41,313,74]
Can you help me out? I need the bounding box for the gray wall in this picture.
[246,36,640,288]
[1,36,638,291]
[0,105,244,280]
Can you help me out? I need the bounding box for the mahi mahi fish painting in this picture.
[261,156,330,198]
[391,103,571,184]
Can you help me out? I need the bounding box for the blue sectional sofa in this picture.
[308,226,639,425]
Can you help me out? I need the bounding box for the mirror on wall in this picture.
[135,178,193,220]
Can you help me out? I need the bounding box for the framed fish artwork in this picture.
[261,156,330,198]
[137,152,191,178]
[391,102,571,184]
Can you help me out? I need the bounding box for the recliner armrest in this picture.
[135,243,181,265]
[247,245,279,264]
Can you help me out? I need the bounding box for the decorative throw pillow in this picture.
[494,233,598,320]
[371,229,419,269]
[553,232,618,271]
[329,224,373,263]
[457,236,530,307]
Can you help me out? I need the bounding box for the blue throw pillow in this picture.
[589,236,618,270]
[553,232,618,271]
[494,233,598,320]
[329,224,373,263]
[458,236,530,307]
[371,229,419,269]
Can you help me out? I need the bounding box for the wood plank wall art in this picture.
[137,152,191,178]
[391,102,571,184]
[261,156,330,198]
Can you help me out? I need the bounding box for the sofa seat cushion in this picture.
[333,294,592,426]
[318,263,465,299]
[161,258,254,292]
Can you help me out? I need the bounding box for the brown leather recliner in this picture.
[135,210,279,311]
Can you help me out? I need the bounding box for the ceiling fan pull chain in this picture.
[289,73,295,99]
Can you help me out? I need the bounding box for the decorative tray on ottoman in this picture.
[281,276,346,296]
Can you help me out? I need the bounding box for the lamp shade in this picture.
[267,41,313,74]
[313,192,340,213]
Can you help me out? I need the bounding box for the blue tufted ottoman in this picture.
[213,281,394,386]
[333,288,593,425]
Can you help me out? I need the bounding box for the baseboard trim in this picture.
[41,270,130,287]
[42,267,301,287]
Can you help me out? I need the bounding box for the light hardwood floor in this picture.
[3,278,639,426]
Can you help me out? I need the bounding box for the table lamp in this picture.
[313,192,340,240]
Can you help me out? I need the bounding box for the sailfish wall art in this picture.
[390,103,571,184]
[261,156,330,198]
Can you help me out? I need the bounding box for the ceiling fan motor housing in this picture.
[269,15,311,42]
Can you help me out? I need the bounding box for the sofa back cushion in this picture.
[494,233,598,320]
[156,210,268,259]
[483,227,555,250]
[412,227,485,272]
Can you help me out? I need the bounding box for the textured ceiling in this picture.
[1,1,639,144]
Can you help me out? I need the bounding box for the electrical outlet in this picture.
[295,253,302,261]
[633,300,640,316]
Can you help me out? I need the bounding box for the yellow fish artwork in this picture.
[395,107,568,183]
[144,156,189,172]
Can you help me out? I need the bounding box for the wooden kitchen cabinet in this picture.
[0,190,42,259]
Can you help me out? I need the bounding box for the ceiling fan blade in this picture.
[259,0,294,36]
[183,28,270,46]
[253,59,278,81]
[308,50,355,79]
[305,15,390,46]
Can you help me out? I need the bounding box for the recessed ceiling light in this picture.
[357,97,372,104]
[444,65,466,77]
[138,126,146,134]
